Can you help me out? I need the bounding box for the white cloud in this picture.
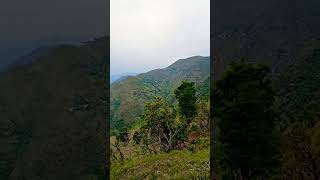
[111,0,210,75]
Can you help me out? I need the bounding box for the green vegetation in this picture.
[0,37,108,179]
[111,46,320,179]
[141,97,179,152]
[212,61,278,179]
[273,47,320,178]
[1,41,319,179]
[111,78,210,179]
[111,149,210,179]
[110,56,210,128]
[212,56,320,179]
[276,48,320,127]
[175,81,198,123]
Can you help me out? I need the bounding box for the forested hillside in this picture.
[111,79,210,179]
[211,0,320,178]
[0,37,108,180]
[110,56,209,128]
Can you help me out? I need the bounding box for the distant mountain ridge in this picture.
[111,72,138,84]
[0,46,54,73]
[110,56,210,128]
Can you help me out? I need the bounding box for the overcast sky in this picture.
[111,0,210,75]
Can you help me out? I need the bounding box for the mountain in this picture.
[211,1,320,176]
[110,56,210,128]
[1,46,54,73]
[110,72,138,84]
[211,0,320,119]
[0,37,108,179]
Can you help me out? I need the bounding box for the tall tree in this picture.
[174,81,198,124]
[212,61,278,178]
[142,97,179,152]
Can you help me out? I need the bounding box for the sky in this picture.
[111,0,210,75]
[0,0,108,69]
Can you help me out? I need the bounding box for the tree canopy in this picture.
[174,81,198,124]
[212,61,278,178]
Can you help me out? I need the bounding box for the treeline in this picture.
[111,58,320,179]
[212,60,320,179]
[111,80,210,160]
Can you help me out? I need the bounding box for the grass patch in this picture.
[111,149,210,180]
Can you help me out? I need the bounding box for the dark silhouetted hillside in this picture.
[211,0,320,177]
[0,37,109,180]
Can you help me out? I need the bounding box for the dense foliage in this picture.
[141,97,179,152]
[111,48,320,178]
[274,48,320,178]
[110,80,210,178]
[212,61,278,178]
[174,81,198,124]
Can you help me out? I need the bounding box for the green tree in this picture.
[212,61,278,178]
[142,97,180,152]
[174,81,198,124]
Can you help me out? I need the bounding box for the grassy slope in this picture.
[111,149,210,180]
[111,126,210,180]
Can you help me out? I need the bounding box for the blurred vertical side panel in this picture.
[211,0,320,178]
[0,0,110,179]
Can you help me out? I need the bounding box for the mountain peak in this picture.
[171,56,209,64]
[111,56,210,126]
[166,56,209,72]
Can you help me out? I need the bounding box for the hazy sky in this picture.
[111,0,210,75]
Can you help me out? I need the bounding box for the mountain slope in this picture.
[211,1,320,177]
[0,37,108,180]
[110,56,210,127]
[111,72,138,84]
[111,149,210,179]
[211,0,320,122]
